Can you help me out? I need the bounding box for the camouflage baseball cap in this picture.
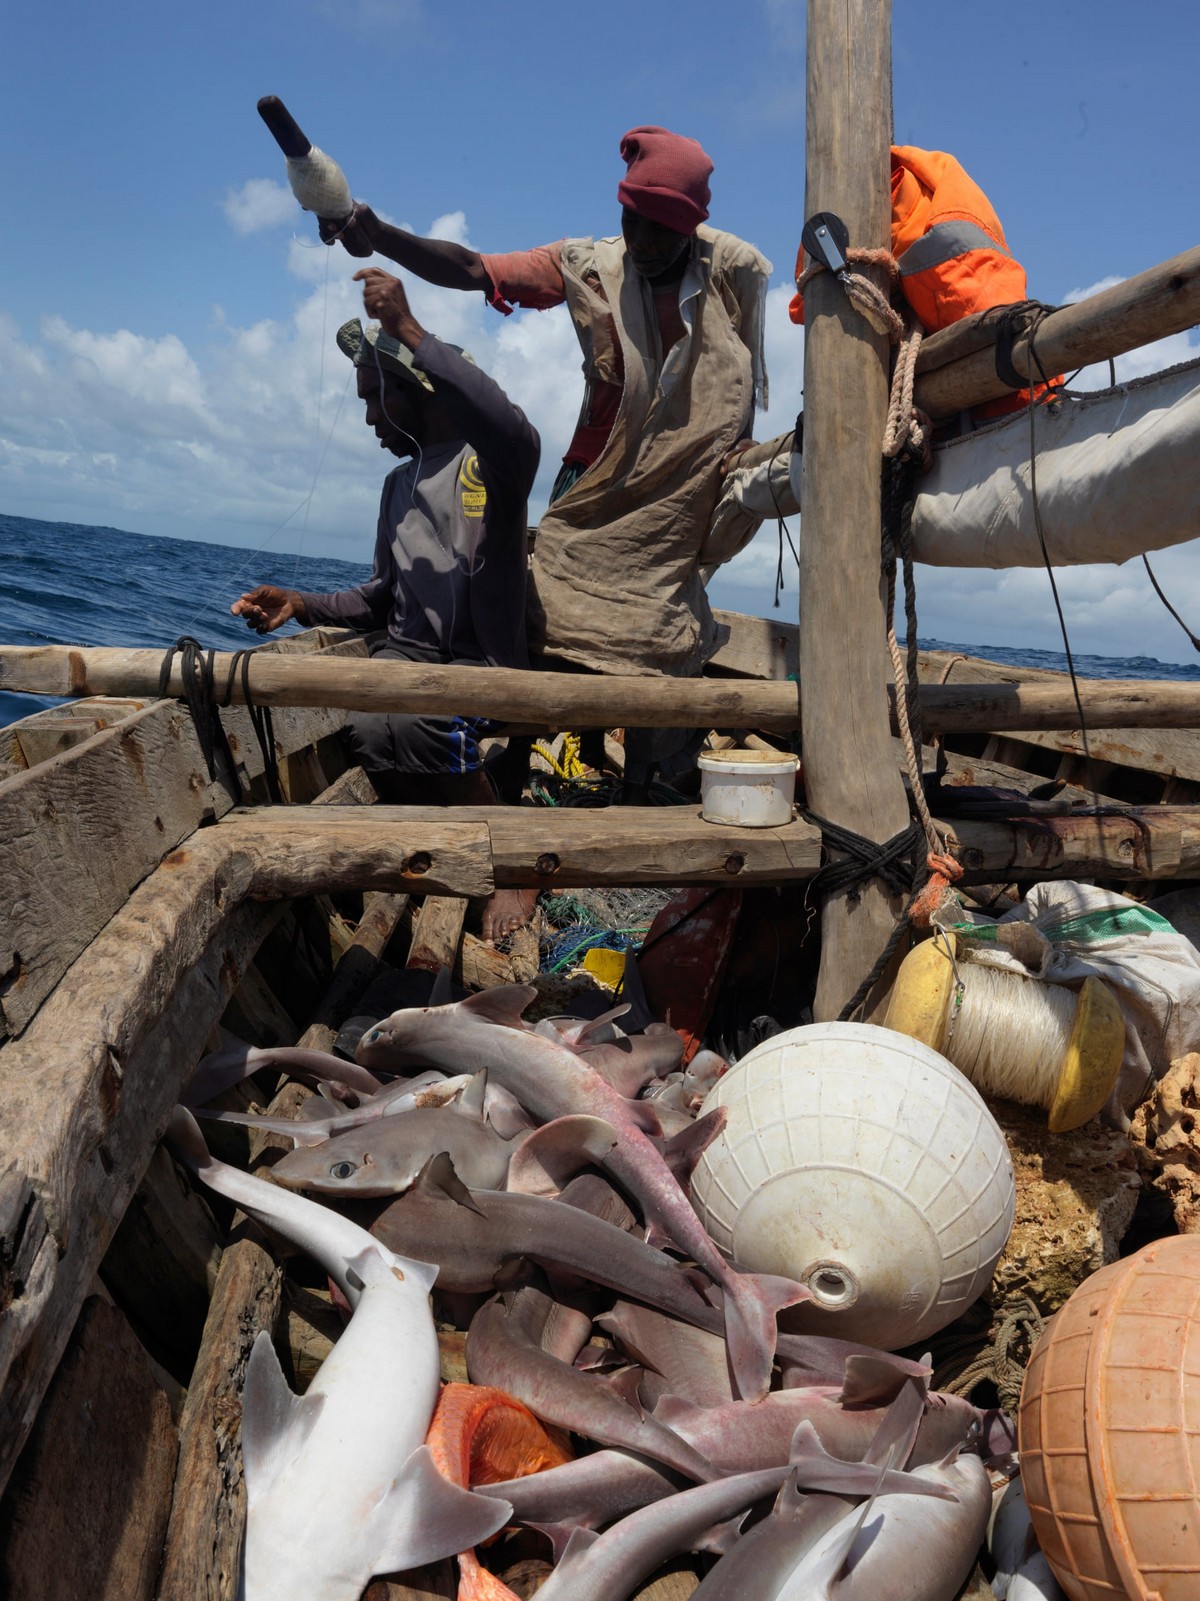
[337,318,474,391]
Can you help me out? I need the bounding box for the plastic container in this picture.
[697,749,799,828]
[1019,1234,1200,1600]
[689,1022,1015,1349]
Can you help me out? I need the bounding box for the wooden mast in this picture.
[800,0,912,1019]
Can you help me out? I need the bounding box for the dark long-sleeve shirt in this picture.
[298,334,539,669]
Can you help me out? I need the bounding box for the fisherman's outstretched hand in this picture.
[231,585,307,635]
[354,268,424,349]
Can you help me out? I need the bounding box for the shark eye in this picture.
[330,1160,358,1180]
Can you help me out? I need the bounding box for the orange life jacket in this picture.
[789,146,1051,417]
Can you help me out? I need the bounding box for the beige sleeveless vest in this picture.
[528,226,769,676]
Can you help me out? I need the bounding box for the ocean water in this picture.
[3,509,1199,731]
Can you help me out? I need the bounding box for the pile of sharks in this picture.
[169,977,1053,1601]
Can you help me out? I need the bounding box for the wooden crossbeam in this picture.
[4,644,1198,734]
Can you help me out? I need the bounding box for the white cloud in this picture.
[223,178,297,236]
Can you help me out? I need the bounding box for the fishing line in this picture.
[941,958,1077,1110]
[177,364,355,637]
[1022,323,1101,807]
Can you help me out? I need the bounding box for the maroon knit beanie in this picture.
[617,126,712,235]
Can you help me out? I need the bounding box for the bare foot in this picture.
[481,888,538,945]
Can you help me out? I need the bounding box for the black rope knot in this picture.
[803,812,924,906]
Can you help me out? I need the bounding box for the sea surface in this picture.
[3,509,1200,731]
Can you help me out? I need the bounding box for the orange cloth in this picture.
[790,146,1055,418]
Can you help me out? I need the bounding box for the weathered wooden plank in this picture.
[230,802,1200,887]
[0,1294,178,1601]
[0,644,362,1041]
[0,701,217,1040]
[0,831,278,1498]
[919,649,1200,786]
[709,609,800,681]
[407,897,469,974]
[216,807,495,898]
[218,804,818,890]
[945,808,1190,883]
[711,614,1200,787]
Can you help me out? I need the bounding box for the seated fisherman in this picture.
[231,267,540,941]
[320,127,772,796]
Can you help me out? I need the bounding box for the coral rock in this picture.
[986,1098,1140,1316]
[1131,1051,1200,1233]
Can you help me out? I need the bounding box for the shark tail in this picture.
[456,1549,522,1601]
[721,1269,811,1404]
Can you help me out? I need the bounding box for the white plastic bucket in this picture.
[697,749,799,828]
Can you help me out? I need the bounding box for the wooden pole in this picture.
[800,0,911,1019]
[3,645,1197,733]
[913,244,1200,417]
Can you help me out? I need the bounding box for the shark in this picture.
[270,1071,521,1196]
[164,1108,512,1600]
[356,984,807,1401]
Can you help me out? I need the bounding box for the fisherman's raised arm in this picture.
[354,267,539,503]
[321,204,490,294]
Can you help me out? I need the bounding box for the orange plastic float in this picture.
[1018,1235,1200,1599]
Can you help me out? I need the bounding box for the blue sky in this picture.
[1,0,1198,661]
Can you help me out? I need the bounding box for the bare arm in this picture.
[321,203,489,294]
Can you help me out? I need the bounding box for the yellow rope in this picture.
[532,732,589,780]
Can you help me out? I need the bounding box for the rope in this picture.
[157,638,284,805]
[533,732,588,780]
[794,246,904,341]
[943,1297,1046,1414]
[158,637,242,800]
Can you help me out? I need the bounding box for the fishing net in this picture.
[537,887,677,975]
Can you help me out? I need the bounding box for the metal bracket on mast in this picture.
[801,211,853,293]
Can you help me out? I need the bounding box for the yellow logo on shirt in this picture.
[459,455,486,519]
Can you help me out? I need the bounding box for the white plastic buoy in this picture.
[690,1021,1015,1349]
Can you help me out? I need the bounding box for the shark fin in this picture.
[840,1352,931,1409]
[549,1525,601,1576]
[722,1270,811,1404]
[504,1115,620,1197]
[696,1511,751,1556]
[652,1107,728,1186]
[413,1151,487,1215]
[861,1376,929,1470]
[240,1330,325,1507]
[456,1068,489,1119]
[368,1445,512,1573]
[569,1004,632,1046]
[527,1521,590,1564]
[459,985,539,1029]
[600,1365,647,1418]
[787,1420,956,1501]
[429,965,455,1007]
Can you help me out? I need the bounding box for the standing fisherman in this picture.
[321,127,772,797]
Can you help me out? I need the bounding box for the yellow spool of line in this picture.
[885,932,1125,1132]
